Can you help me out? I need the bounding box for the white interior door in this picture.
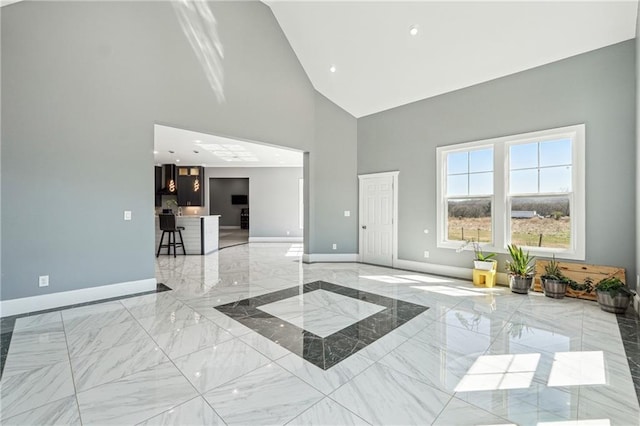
[359,173,396,267]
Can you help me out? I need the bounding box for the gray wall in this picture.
[205,168,303,238]
[1,1,321,301]
[308,92,358,254]
[359,40,637,283]
[210,178,249,227]
[637,8,640,291]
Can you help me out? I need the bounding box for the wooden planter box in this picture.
[533,260,626,301]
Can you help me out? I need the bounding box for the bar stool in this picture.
[156,214,186,257]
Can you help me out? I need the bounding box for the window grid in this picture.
[436,124,585,260]
[446,148,494,198]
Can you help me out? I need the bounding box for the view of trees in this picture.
[448,197,570,218]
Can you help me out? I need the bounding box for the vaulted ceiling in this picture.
[2,1,637,118]
[265,1,638,117]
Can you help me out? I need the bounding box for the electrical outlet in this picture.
[39,275,49,287]
[424,251,429,258]
[332,244,337,250]
[124,210,132,221]
[344,211,350,217]
[286,231,290,236]
[424,229,429,234]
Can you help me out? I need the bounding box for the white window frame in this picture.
[437,124,585,260]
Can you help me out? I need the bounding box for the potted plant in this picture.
[540,255,570,299]
[595,277,634,314]
[506,244,535,294]
[473,241,497,271]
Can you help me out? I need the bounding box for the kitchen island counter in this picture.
[155,215,220,255]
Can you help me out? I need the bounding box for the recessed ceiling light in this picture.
[176,159,180,162]
[329,65,336,73]
[153,150,159,154]
[194,140,202,144]
[409,25,419,36]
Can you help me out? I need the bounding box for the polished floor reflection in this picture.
[0,243,638,425]
[216,281,427,369]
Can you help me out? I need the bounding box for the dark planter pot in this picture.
[596,291,631,314]
[510,275,533,294]
[542,278,568,299]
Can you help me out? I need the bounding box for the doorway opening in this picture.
[154,123,304,255]
[210,177,250,248]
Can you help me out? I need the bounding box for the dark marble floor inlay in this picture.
[0,282,172,381]
[617,307,640,404]
[215,281,428,369]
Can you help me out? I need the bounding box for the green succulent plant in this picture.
[473,241,496,262]
[596,277,633,298]
[542,255,562,280]
[506,244,535,277]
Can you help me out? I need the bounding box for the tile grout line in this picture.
[0,314,78,423]
[60,310,86,426]
[283,395,373,426]
[616,308,640,405]
[0,284,172,380]
[118,298,232,425]
[119,295,302,424]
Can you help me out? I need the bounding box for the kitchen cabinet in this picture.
[177,166,204,206]
[154,166,162,207]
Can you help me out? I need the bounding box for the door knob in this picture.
[362,225,367,229]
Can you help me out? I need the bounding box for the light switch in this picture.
[124,210,132,221]
[344,211,350,217]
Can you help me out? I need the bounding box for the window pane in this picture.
[540,166,571,193]
[510,169,538,194]
[469,148,493,173]
[510,143,538,170]
[510,196,571,249]
[448,174,468,196]
[448,152,468,175]
[447,199,492,244]
[469,172,493,196]
[540,139,571,167]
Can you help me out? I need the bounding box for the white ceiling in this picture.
[265,0,638,118]
[154,124,303,167]
[4,1,637,119]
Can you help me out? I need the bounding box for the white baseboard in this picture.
[248,237,303,243]
[393,259,472,280]
[393,259,510,286]
[303,253,359,263]
[219,226,241,230]
[0,278,157,318]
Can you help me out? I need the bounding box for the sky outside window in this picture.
[447,148,493,196]
[510,139,572,194]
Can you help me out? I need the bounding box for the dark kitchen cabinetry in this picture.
[177,166,204,207]
[154,166,162,207]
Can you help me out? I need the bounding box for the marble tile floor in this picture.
[218,229,249,249]
[0,283,172,379]
[0,243,638,425]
